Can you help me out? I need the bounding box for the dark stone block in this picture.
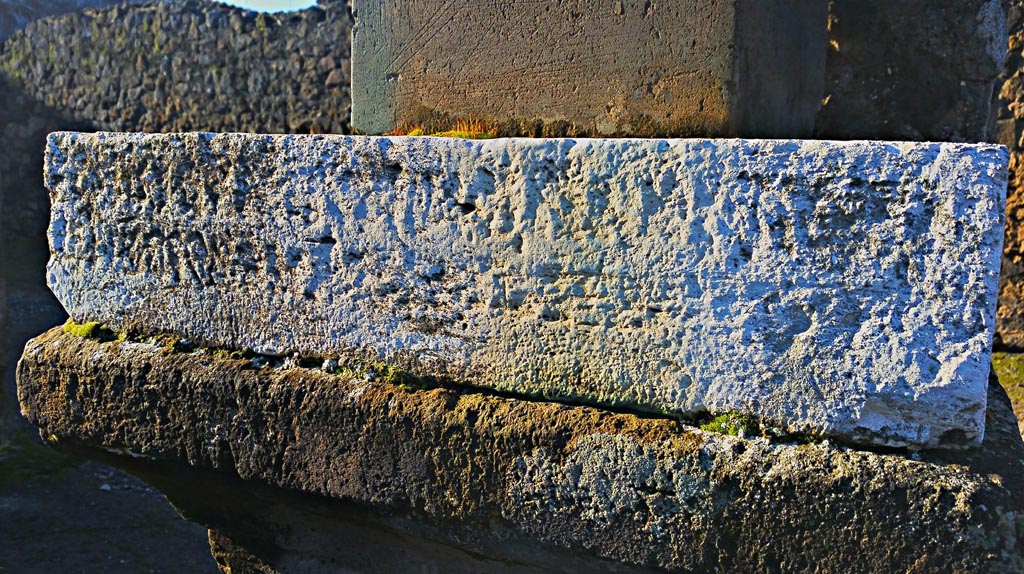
[16,328,1024,573]
[817,0,1007,143]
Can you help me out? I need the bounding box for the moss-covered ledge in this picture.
[16,327,1024,573]
[56,319,825,444]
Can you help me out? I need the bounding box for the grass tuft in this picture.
[700,413,758,437]
[388,118,498,139]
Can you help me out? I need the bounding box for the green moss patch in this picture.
[386,109,499,139]
[62,319,116,342]
[700,413,758,437]
[992,352,1024,419]
[69,322,439,393]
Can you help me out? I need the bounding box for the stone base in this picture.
[107,456,659,574]
[16,328,1024,573]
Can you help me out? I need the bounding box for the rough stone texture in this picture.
[996,2,1024,348]
[0,0,149,42]
[351,0,827,137]
[0,74,89,442]
[0,0,353,440]
[0,0,352,274]
[0,0,352,135]
[817,0,1007,143]
[45,132,1008,449]
[0,0,352,262]
[16,328,1024,573]
[170,472,665,574]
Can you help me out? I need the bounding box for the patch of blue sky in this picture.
[214,0,318,12]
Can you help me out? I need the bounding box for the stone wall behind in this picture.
[997,2,1024,348]
[1,0,351,135]
[0,0,353,439]
[0,0,151,43]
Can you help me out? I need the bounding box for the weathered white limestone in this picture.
[44,132,1007,449]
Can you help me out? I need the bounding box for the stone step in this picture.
[15,327,1024,573]
[44,132,1007,449]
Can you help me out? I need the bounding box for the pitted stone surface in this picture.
[45,132,1007,448]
